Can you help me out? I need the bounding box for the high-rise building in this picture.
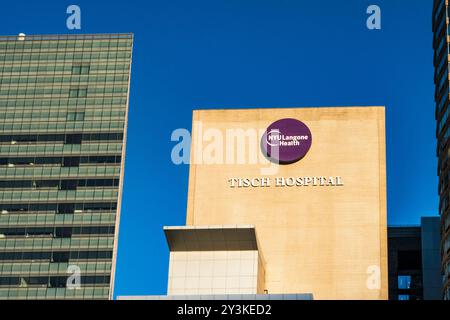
[433,0,450,300]
[0,33,133,299]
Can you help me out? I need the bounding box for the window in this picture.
[398,295,410,301]
[69,89,78,98]
[63,156,80,167]
[60,180,78,191]
[57,203,74,214]
[49,277,67,288]
[66,112,85,121]
[69,88,88,98]
[52,252,69,263]
[55,227,73,238]
[81,65,90,74]
[398,251,422,270]
[398,275,412,289]
[65,134,82,145]
[71,65,81,74]
[78,88,87,97]
[72,64,90,75]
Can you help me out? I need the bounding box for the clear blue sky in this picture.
[0,0,439,297]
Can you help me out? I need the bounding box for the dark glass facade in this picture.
[388,226,423,300]
[0,33,133,299]
[433,0,450,300]
[388,218,442,300]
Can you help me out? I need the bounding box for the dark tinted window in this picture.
[398,251,422,270]
[65,134,82,144]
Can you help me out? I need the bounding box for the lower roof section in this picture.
[163,225,258,251]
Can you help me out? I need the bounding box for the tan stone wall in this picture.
[257,251,266,294]
[186,107,388,300]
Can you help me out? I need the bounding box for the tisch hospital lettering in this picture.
[228,176,344,188]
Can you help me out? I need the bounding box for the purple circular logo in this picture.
[261,118,312,164]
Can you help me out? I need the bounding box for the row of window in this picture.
[0,133,123,144]
[0,236,114,246]
[444,234,450,254]
[434,13,446,43]
[435,34,447,66]
[1,75,129,85]
[0,261,112,274]
[438,65,449,95]
[442,126,450,153]
[433,6,448,114]
[0,121,125,132]
[438,100,450,135]
[439,169,449,196]
[0,202,117,214]
[0,64,130,73]
[445,260,450,280]
[435,45,447,78]
[436,89,448,116]
[445,212,450,231]
[0,86,128,96]
[0,276,111,287]
[0,155,122,167]
[0,250,113,262]
[0,110,125,120]
[0,168,120,180]
[436,79,449,113]
[433,0,445,25]
[7,133,84,145]
[0,226,115,237]
[0,143,122,154]
[0,51,131,61]
[0,97,127,107]
[442,194,449,216]
[0,213,116,226]
[0,212,116,227]
[0,179,119,190]
[0,288,109,299]
[396,294,421,301]
[0,190,118,202]
[438,144,450,181]
[0,39,131,49]
[1,114,125,124]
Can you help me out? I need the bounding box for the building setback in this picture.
[0,33,133,299]
[433,0,450,300]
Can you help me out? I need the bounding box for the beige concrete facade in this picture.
[185,107,388,300]
[164,226,265,295]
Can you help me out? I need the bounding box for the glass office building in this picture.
[433,0,450,300]
[0,33,133,299]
